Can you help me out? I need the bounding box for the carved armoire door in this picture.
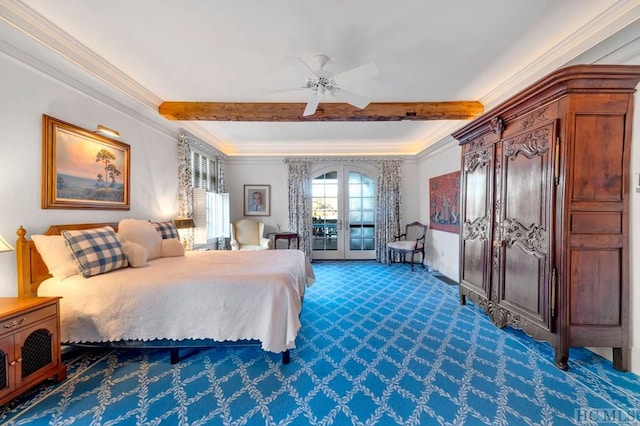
[493,120,557,332]
[460,144,494,301]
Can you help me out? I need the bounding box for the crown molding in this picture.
[479,0,640,108]
[0,0,161,108]
[1,0,638,157]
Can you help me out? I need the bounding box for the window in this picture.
[191,150,217,191]
[190,149,226,247]
[193,189,230,247]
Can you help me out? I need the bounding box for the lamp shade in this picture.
[173,218,196,229]
[0,234,14,253]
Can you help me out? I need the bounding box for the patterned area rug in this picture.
[1,261,639,425]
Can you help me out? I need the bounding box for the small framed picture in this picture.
[244,184,270,216]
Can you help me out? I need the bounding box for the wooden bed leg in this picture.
[170,348,180,364]
[282,350,290,364]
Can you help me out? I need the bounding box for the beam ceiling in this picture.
[159,101,484,122]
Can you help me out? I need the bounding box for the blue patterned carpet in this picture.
[1,261,639,425]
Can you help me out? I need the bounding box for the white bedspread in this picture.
[38,249,314,353]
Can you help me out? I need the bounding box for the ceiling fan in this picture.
[159,54,483,122]
[296,55,379,116]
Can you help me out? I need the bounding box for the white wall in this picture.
[223,157,290,235]
[224,157,419,238]
[628,76,640,375]
[0,52,179,296]
[417,141,461,279]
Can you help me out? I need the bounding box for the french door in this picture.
[311,165,376,260]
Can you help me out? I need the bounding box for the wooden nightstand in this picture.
[267,232,299,249]
[0,297,67,405]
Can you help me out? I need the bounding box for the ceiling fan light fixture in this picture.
[304,76,337,96]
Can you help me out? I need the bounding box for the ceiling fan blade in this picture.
[333,62,379,85]
[303,93,322,116]
[267,86,305,95]
[296,57,319,77]
[334,88,370,110]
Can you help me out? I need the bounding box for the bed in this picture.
[16,221,315,364]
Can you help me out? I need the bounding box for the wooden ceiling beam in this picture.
[158,101,483,122]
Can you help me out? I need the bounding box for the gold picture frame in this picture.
[42,115,130,210]
[244,184,270,216]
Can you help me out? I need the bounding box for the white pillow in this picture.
[122,241,148,267]
[117,219,162,260]
[31,234,78,280]
[161,238,185,257]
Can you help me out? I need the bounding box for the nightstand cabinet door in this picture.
[14,317,59,390]
[0,297,67,406]
[0,335,16,401]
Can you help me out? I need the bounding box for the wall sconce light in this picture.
[96,124,120,138]
[0,234,15,253]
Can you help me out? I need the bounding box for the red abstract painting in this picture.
[429,171,460,234]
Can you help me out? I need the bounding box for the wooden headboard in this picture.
[16,223,119,297]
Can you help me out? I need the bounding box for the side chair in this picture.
[387,221,428,271]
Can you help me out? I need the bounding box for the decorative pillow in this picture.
[152,221,180,240]
[161,238,185,257]
[117,219,162,260]
[62,226,128,278]
[31,234,78,280]
[122,241,148,267]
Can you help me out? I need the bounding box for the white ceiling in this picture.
[1,0,639,156]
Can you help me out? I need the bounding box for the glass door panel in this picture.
[311,166,376,260]
[312,171,340,257]
[345,171,376,259]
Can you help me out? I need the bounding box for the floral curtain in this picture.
[375,159,403,264]
[285,156,403,263]
[286,159,312,259]
[177,131,194,249]
[177,129,226,249]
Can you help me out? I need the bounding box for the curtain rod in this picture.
[179,129,226,159]
[284,156,405,163]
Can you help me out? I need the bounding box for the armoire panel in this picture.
[570,249,621,325]
[461,241,487,293]
[570,212,621,234]
[502,248,545,321]
[571,115,625,202]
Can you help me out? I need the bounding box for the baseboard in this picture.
[432,273,458,285]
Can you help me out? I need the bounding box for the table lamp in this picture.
[173,218,196,248]
[0,234,14,253]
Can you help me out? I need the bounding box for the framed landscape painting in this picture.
[42,115,130,210]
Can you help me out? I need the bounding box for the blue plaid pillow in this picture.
[153,221,180,240]
[62,226,128,278]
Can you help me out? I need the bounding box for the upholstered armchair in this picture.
[230,219,272,250]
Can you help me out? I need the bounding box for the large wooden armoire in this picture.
[452,65,640,371]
